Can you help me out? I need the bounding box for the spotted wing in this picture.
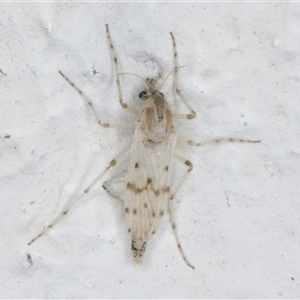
[124,130,176,262]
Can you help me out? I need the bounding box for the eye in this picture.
[139,90,147,98]
[160,92,164,97]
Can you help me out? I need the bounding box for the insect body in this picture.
[121,78,177,264]
[28,25,260,269]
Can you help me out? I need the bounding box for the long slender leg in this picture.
[59,71,133,129]
[168,135,260,269]
[178,138,259,196]
[168,200,195,270]
[28,143,132,246]
[171,138,260,202]
[170,32,196,120]
[171,154,193,199]
[106,24,139,116]
[188,138,261,147]
[168,153,195,269]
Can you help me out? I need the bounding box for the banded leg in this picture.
[169,153,195,270]
[59,71,133,129]
[170,32,196,120]
[28,143,131,246]
[106,24,139,116]
[168,136,260,269]
[188,138,261,147]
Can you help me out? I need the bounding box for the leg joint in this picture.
[185,160,193,172]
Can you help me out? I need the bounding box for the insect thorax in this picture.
[139,93,175,146]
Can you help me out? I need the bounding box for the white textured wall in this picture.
[0,2,299,298]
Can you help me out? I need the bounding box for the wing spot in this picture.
[144,203,148,209]
[127,182,134,190]
[125,207,129,213]
[128,228,131,233]
[147,178,152,184]
[152,212,156,217]
[133,208,137,215]
[159,210,164,216]
[127,182,146,193]
[154,190,160,196]
[162,186,170,193]
[164,166,169,171]
[135,162,139,168]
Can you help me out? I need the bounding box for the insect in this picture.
[28,24,260,269]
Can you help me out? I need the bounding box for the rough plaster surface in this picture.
[0,2,300,298]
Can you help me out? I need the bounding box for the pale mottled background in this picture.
[0,2,299,298]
